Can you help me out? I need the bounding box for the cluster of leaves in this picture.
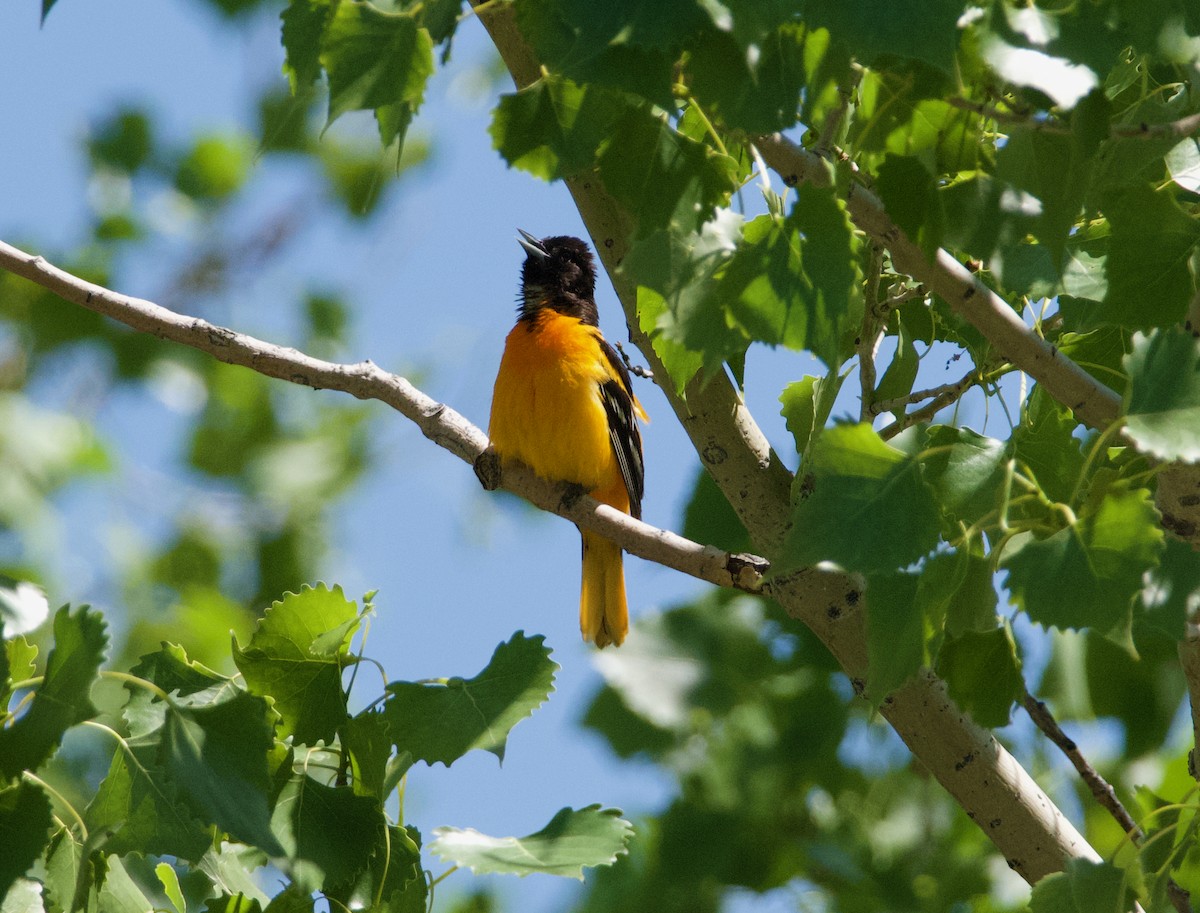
[1,586,632,912]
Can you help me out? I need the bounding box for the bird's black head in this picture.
[516,230,599,326]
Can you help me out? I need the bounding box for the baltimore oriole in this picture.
[488,231,646,648]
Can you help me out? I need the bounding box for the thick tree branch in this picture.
[472,1,1101,886]
[0,240,767,595]
[753,132,1123,432]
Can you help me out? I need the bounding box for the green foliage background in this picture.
[3,0,1200,912]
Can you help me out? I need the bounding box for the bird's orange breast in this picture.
[488,310,620,494]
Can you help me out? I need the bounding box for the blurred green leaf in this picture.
[175,135,255,202]
[233,583,360,745]
[0,781,53,900]
[0,606,107,779]
[381,632,557,766]
[688,23,808,133]
[784,423,943,574]
[779,371,845,458]
[1123,327,1200,462]
[432,806,633,879]
[88,107,154,173]
[162,690,285,855]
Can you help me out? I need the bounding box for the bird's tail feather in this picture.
[580,532,627,648]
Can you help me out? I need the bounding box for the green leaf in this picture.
[319,1,434,146]
[864,570,923,704]
[281,0,333,91]
[125,642,236,739]
[1002,485,1164,633]
[0,781,53,900]
[97,855,158,913]
[596,109,739,236]
[1166,136,1200,193]
[41,0,57,21]
[1137,538,1200,641]
[875,154,944,259]
[271,775,384,891]
[85,738,213,862]
[490,77,625,181]
[204,896,263,913]
[1,879,43,913]
[340,710,395,800]
[233,583,360,745]
[327,824,423,912]
[1011,386,1085,505]
[805,0,964,74]
[515,0,703,107]
[920,425,1007,528]
[622,216,748,391]
[1101,186,1200,329]
[687,23,808,133]
[721,185,862,368]
[779,371,845,457]
[42,829,85,913]
[162,690,285,855]
[156,862,186,913]
[935,547,1000,637]
[197,843,270,907]
[1123,327,1200,462]
[936,624,1024,728]
[174,135,255,202]
[0,606,107,779]
[784,424,943,574]
[4,634,38,691]
[431,806,633,879]
[381,632,557,766]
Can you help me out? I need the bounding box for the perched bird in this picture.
[488,230,646,647]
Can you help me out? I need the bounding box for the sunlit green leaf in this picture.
[779,371,845,457]
[233,583,360,745]
[864,570,924,704]
[431,805,633,879]
[0,606,107,779]
[1002,485,1164,633]
[784,423,942,574]
[381,632,557,766]
[281,0,332,91]
[920,426,1006,527]
[271,775,383,890]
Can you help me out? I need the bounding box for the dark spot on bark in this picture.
[702,444,728,465]
[783,173,799,187]
[846,590,860,606]
[604,237,613,248]
[850,677,866,695]
[962,286,976,299]
[798,472,816,500]
[989,818,1002,829]
[290,373,310,385]
[954,752,976,771]
[1180,494,1200,507]
[827,604,842,620]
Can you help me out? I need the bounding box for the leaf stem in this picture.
[22,771,88,839]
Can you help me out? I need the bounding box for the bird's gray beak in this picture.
[517,228,548,260]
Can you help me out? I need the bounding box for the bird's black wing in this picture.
[598,338,644,520]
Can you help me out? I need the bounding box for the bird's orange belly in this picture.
[489,317,619,493]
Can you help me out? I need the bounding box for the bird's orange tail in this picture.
[580,531,627,648]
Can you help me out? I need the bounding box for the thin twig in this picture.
[0,239,767,595]
[1024,692,1194,913]
[858,244,884,423]
[615,340,654,381]
[870,367,979,419]
[1023,691,1142,837]
[948,96,1200,141]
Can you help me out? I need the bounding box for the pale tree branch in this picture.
[948,96,1200,142]
[0,240,767,595]
[754,131,1123,432]
[472,0,1102,885]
